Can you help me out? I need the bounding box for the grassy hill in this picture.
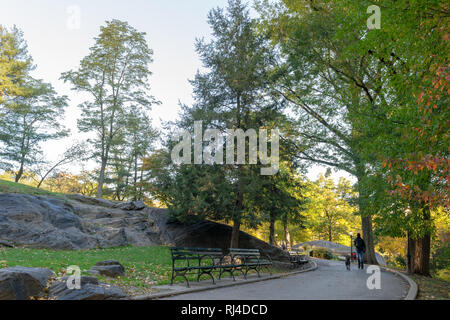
[0,179,66,198]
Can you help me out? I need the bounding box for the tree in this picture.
[163,0,283,248]
[61,19,158,198]
[0,25,33,105]
[109,107,157,201]
[330,0,449,276]
[247,164,306,248]
[257,0,386,263]
[35,142,87,189]
[304,173,359,244]
[0,77,68,182]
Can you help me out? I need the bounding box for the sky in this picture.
[0,0,354,183]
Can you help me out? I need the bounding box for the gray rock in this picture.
[95,260,123,267]
[90,264,125,278]
[49,276,126,300]
[0,267,54,300]
[0,239,13,247]
[113,200,146,211]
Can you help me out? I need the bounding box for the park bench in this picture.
[169,247,224,288]
[288,250,308,268]
[219,248,272,280]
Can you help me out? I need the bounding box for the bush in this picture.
[431,242,449,273]
[312,247,334,260]
[393,254,406,268]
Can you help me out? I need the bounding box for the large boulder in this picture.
[89,260,126,277]
[0,267,54,300]
[0,194,97,249]
[0,193,288,261]
[49,276,126,300]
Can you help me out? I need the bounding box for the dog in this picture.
[345,255,351,270]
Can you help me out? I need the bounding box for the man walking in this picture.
[354,233,366,269]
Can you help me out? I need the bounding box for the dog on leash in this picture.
[345,255,351,270]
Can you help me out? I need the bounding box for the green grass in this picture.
[0,246,175,296]
[0,246,281,296]
[0,179,66,198]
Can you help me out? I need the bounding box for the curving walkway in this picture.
[162,259,410,300]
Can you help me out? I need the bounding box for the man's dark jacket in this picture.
[354,236,366,253]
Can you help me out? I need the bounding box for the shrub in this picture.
[393,254,406,268]
[312,247,334,260]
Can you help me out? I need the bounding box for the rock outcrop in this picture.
[0,267,54,300]
[0,193,288,261]
[294,240,387,265]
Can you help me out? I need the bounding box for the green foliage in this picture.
[311,247,334,260]
[61,19,158,198]
[431,242,450,277]
[146,0,293,244]
[0,25,33,105]
[0,78,69,181]
[302,173,360,245]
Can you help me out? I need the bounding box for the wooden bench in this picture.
[220,248,272,280]
[288,250,308,268]
[170,247,224,287]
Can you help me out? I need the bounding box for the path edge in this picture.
[379,266,418,300]
[131,260,318,300]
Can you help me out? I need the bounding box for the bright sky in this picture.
[0,0,354,183]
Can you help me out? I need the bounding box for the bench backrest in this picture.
[170,247,223,265]
[228,248,262,264]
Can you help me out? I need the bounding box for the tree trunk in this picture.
[269,214,275,246]
[361,215,378,264]
[230,217,241,248]
[97,157,107,198]
[133,154,138,201]
[283,220,291,250]
[406,232,412,274]
[410,204,431,276]
[15,162,24,182]
[356,173,378,265]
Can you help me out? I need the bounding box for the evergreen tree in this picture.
[0,25,33,105]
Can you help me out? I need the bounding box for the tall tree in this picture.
[181,0,281,247]
[146,0,286,248]
[257,0,387,263]
[0,78,68,182]
[61,19,158,198]
[331,0,449,275]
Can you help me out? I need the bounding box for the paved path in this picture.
[162,259,409,300]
